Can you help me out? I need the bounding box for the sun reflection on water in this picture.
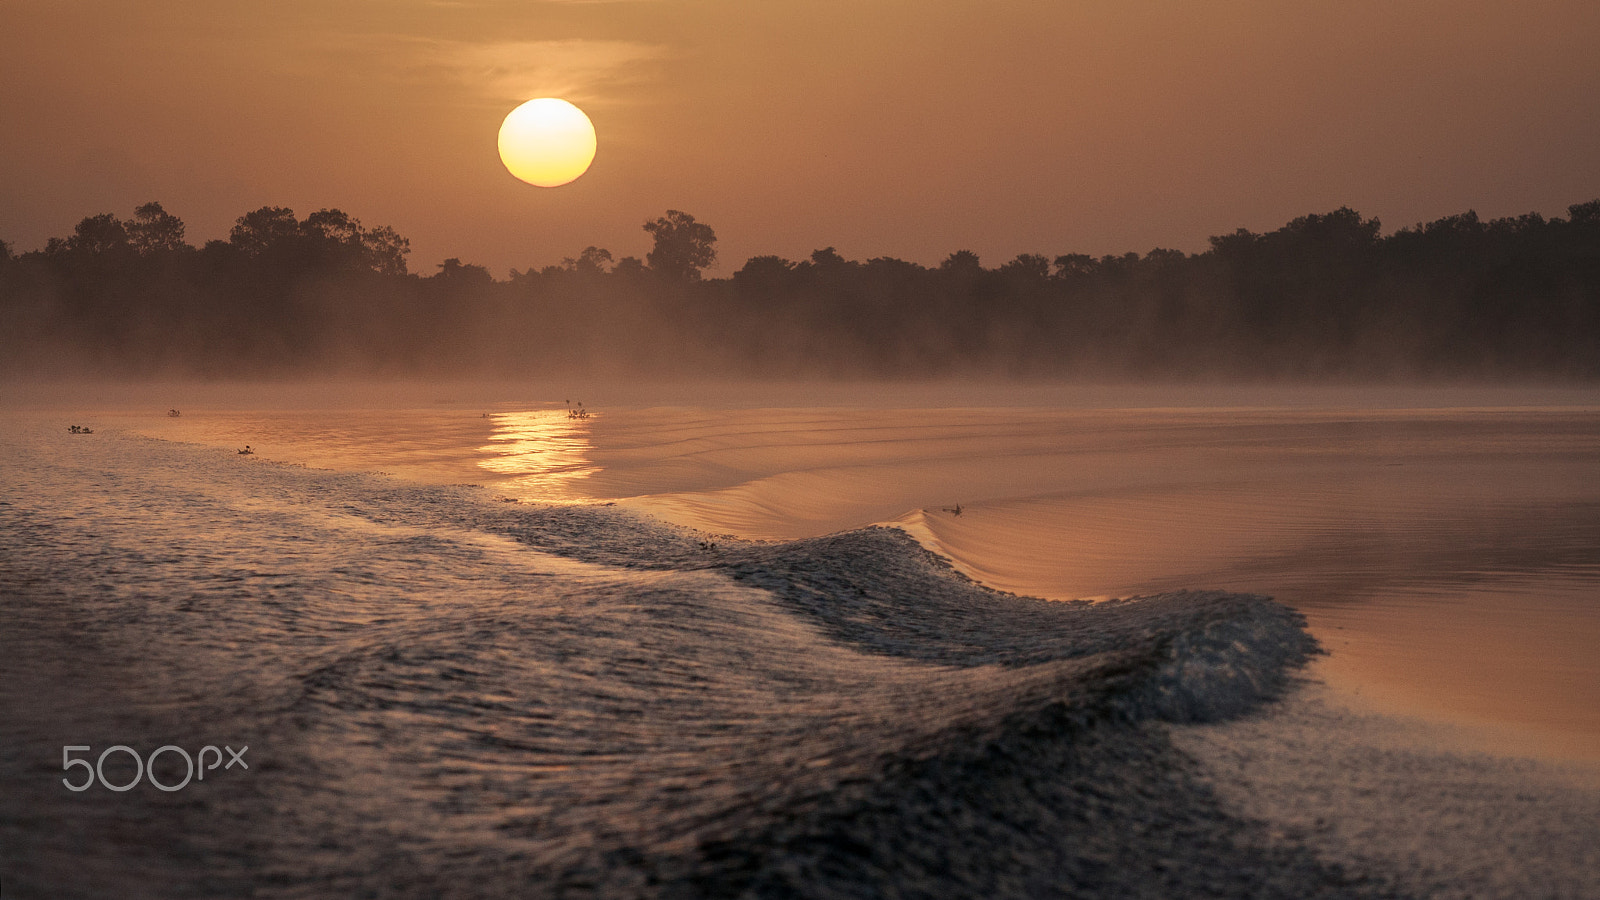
[477,410,599,501]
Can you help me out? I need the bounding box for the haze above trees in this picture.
[3,201,1597,379]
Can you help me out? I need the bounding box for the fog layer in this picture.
[4,201,1598,380]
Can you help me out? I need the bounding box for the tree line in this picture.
[3,199,1598,378]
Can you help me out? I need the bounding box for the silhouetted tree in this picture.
[302,208,362,246]
[1207,228,1261,260]
[1567,200,1600,226]
[562,245,613,275]
[644,210,716,281]
[733,255,795,291]
[361,225,411,276]
[805,247,855,275]
[939,250,982,274]
[1052,253,1097,278]
[612,256,647,278]
[297,208,377,271]
[4,196,1599,379]
[66,213,130,255]
[126,202,189,255]
[1142,248,1188,270]
[228,207,298,257]
[433,257,493,285]
[1000,253,1051,280]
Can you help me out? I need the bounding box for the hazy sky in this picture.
[3,0,1598,275]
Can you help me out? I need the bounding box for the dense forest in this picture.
[3,199,1598,379]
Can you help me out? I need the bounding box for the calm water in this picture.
[118,384,1600,761]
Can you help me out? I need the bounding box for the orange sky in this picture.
[3,0,1598,276]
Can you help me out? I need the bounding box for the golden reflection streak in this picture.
[477,410,598,501]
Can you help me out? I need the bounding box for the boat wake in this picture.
[0,419,1399,898]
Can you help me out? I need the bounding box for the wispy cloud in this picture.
[327,33,670,106]
[443,38,667,103]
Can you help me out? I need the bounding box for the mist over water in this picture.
[7,200,1600,381]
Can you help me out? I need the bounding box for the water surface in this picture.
[116,385,1600,761]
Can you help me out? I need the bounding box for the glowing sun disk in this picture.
[498,98,597,188]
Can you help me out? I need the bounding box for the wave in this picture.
[0,418,1374,898]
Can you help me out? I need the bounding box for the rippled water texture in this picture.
[119,386,1600,759]
[4,382,1599,897]
[1,411,1330,898]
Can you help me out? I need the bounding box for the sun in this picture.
[497,98,597,188]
